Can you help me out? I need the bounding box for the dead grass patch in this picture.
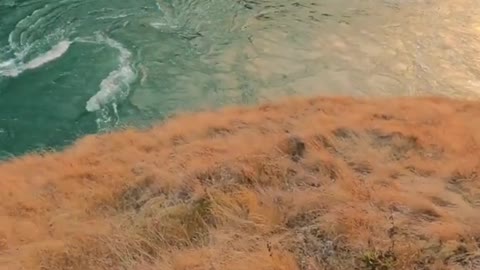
[1,96,480,269]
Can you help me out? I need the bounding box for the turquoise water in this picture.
[1,0,480,157]
[0,0,255,157]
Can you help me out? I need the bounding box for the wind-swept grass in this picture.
[1,96,480,269]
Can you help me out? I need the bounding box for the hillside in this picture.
[1,97,480,269]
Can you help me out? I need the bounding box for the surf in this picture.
[85,33,136,112]
[0,40,71,77]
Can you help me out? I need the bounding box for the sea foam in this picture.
[85,34,136,112]
[0,40,71,77]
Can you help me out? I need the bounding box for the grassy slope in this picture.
[1,97,480,269]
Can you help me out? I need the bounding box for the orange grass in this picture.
[1,96,480,269]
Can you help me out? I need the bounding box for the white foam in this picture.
[0,59,21,77]
[96,13,130,20]
[8,3,53,53]
[2,0,80,75]
[0,59,15,68]
[25,41,71,70]
[0,40,71,77]
[85,34,136,112]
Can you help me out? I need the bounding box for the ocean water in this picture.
[1,0,480,157]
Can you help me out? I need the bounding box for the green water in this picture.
[0,0,255,157]
[1,0,480,157]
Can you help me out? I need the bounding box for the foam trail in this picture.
[0,41,71,77]
[24,41,71,70]
[0,59,15,68]
[85,34,136,112]
[0,59,20,77]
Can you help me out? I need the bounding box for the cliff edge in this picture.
[1,97,480,269]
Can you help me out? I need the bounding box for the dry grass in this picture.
[1,96,480,269]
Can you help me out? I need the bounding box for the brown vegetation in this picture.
[1,96,480,269]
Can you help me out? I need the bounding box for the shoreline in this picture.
[1,96,480,269]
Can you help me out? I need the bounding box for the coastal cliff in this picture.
[1,97,480,269]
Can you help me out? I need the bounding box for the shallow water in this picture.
[1,0,480,157]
